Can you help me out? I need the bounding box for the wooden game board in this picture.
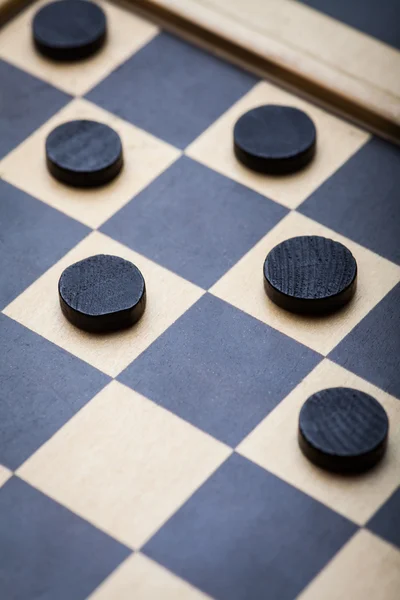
[0,1,399,599]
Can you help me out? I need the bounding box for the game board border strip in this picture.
[0,0,33,26]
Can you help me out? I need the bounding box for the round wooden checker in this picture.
[263,235,357,314]
[298,388,389,473]
[58,255,146,333]
[233,105,316,174]
[46,120,123,187]
[32,0,107,61]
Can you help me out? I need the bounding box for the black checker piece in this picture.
[58,254,146,333]
[299,387,389,473]
[46,119,123,187]
[33,0,107,61]
[234,105,316,174]
[263,235,357,314]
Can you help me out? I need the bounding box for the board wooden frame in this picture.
[0,0,32,25]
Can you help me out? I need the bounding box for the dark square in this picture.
[102,156,287,288]
[144,453,357,600]
[0,315,110,469]
[86,31,258,149]
[0,59,70,160]
[299,137,400,265]
[0,180,89,310]
[367,486,400,550]
[329,282,400,400]
[0,477,130,600]
[119,294,321,446]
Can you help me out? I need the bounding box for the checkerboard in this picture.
[0,1,400,598]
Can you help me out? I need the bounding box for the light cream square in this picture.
[187,80,369,209]
[0,465,12,489]
[238,359,400,525]
[88,553,212,599]
[18,381,231,548]
[211,211,400,355]
[4,231,204,377]
[0,98,180,228]
[0,0,158,96]
[299,530,400,600]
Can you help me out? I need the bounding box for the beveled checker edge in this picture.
[298,427,389,474]
[58,282,147,332]
[233,135,316,175]
[264,275,357,315]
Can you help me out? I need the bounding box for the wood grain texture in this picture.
[123,0,400,143]
[263,236,357,314]
[59,254,146,332]
[211,212,400,356]
[298,387,389,472]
